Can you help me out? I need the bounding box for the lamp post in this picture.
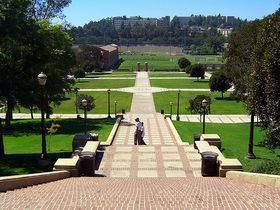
[176,90,181,121]
[0,118,4,157]
[114,101,117,118]
[38,72,48,160]
[170,102,173,120]
[202,99,208,134]
[247,111,256,159]
[82,99,88,134]
[107,89,111,118]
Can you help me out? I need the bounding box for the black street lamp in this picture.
[170,102,173,120]
[176,90,181,121]
[82,99,88,134]
[202,99,208,134]
[107,89,111,118]
[114,101,117,118]
[247,111,256,159]
[38,72,48,160]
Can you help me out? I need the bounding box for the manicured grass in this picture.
[173,121,280,172]
[0,118,115,176]
[75,79,135,89]
[150,79,210,89]
[149,72,189,77]
[52,92,133,114]
[120,53,224,70]
[86,72,136,78]
[153,91,247,114]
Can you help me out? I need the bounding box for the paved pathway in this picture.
[1,72,280,209]
[96,72,197,178]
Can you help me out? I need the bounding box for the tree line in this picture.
[68,15,247,54]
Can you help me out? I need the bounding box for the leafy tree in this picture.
[189,64,205,80]
[178,57,191,72]
[248,10,280,149]
[29,0,72,20]
[73,68,85,79]
[189,95,211,120]
[75,45,103,72]
[209,71,232,98]
[77,94,95,112]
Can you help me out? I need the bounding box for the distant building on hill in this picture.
[217,27,233,37]
[112,16,170,30]
[99,44,119,70]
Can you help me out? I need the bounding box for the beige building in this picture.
[99,44,119,70]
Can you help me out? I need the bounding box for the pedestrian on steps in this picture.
[134,118,142,145]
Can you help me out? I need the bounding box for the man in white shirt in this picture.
[134,118,142,145]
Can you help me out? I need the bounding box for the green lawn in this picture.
[0,118,115,176]
[52,92,133,114]
[173,121,280,173]
[75,79,135,89]
[150,79,210,89]
[120,53,224,70]
[149,72,190,77]
[86,72,136,78]
[153,91,247,114]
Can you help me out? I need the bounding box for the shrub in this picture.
[189,64,205,80]
[251,160,280,175]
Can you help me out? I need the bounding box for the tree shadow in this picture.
[0,152,71,176]
[4,118,115,136]
[193,80,209,83]
[214,97,240,101]
[76,80,90,84]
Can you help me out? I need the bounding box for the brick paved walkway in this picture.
[1,177,280,209]
[1,72,280,209]
[96,72,197,178]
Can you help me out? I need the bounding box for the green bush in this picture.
[250,159,280,175]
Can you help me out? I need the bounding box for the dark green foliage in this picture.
[73,68,85,79]
[189,64,205,80]
[77,94,95,111]
[76,45,103,72]
[251,160,280,175]
[189,95,211,114]
[178,57,191,71]
[209,71,232,98]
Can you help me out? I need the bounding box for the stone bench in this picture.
[195,141,213,153]
[200,134,221,149]
[54,141,100,177]
[195,141,243,177]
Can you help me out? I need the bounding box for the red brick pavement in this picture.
[1,177,280,209]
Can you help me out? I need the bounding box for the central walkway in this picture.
[2,72,280,209]
[96,72,196,178]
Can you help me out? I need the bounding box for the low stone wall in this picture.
[226,171,280,187]
[165,117,189,146]
[100,117,122,146]
[0,170,70,192]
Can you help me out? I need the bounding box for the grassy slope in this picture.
[52,92,133,114]
[150,79,210,89]
[173,121,280,172]
[153,91,246,114]
[75,79,135,89]
[0,118,115,176]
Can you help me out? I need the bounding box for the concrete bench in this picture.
[201,134,221,149]
[195,142,243,177]
[54,141,100,177]
[195,141,213,153]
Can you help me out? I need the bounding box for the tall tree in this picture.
[29,0,72,20]
[209,71,232,98]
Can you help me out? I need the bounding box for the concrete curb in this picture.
[100,117,122,146]
[0,170,70,192]
[226,171,280,187]
[165,117,189,146]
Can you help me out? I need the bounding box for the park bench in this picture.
[54,141,100,177]
[200,134,221,149]
[195,141,243,177]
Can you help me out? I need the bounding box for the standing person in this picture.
[140,122,146,145]
[134,118,142,145]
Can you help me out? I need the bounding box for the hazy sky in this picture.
[60,0,280,26]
